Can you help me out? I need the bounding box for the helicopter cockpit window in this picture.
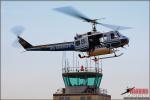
[111,32,119,39]
[115,31,121,37]
[111,33,115,39]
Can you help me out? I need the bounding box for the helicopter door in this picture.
[75,37,89,51]
[100,34,111,47]
[88,34,102,50]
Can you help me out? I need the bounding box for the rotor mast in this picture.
[91,20,97,32]
[89,19,100,32]
[92,23,97,32]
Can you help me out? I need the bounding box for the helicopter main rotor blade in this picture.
[98,23,132,30]
[54,6,92,22]
[54,6,131,31]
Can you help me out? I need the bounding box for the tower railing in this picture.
[62,66,102,73]
[99,88,108,95]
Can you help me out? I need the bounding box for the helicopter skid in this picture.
[78,53,123,60]
[98,53,123,60]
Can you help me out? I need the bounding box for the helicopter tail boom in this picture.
[18,36,75,51]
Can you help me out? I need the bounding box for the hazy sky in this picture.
[1,1,149,99]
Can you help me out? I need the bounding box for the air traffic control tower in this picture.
[53,54,111,100]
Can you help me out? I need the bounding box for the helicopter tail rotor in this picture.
[11,25,25,48]
[11,25,25,36]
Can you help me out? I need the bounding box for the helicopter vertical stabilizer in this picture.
[18,36,33,49]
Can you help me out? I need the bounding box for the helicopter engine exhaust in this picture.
[87,48,113,56]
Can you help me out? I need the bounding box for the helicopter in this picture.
[12,6,131,59]
[121,87,135,95]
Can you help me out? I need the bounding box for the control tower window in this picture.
[88,77,95,86]
[63,76,102,87]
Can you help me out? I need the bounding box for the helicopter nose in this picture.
[121,36,129,45]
